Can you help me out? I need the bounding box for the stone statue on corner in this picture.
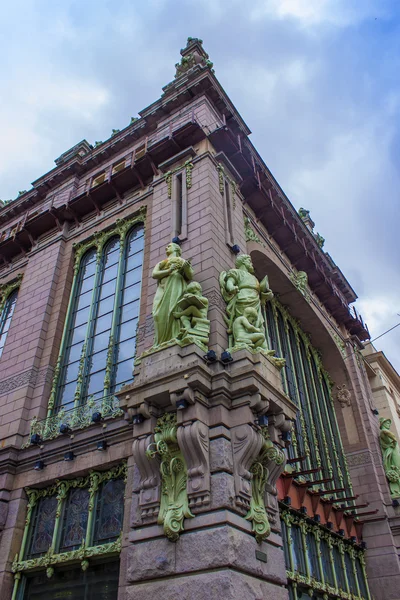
[219,254,285,368]
[379,418,400,498]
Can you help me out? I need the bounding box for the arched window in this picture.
[0,289,18,358]
[54,223,144,413]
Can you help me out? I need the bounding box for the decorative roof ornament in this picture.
[174,37,214,79]
[298,207,325,249]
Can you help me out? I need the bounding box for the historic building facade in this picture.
[0,38,399,600]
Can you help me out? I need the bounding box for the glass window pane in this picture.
[126,251,143,272]
[26,496,57,559]
[124,266,142,288]
[94,312,113,336]
[58,382,77,410]
[0,289,18,358]
[23,560,120,600]
[121,282,141,306]
[70,324,87,346]
[74,306,91,328]
[120,299,140,324]
[66,341,84,364]
[99,280,117,302]
[63,360,80,384]
[81,259,97,280]
[80,274,95,295]
[92,331,110,354]
[118,320,138,344]
[87,370,106,396]
[89,349,108,373]
[103,263,119,284]
[93,479,125,545]
[114,359,133,387]
[97,294,116,316]
[60,488,90,551]
[114,338,136,363]
[75,289,93,312]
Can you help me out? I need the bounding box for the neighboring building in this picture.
[0,38,399,600]
[363,344,400,443]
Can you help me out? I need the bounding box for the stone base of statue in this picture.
[229,343,286,371]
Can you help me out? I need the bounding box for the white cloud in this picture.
[250,0,387,27]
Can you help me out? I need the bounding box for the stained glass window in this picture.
[60,488,90,551]
[54,223,144,412]
[0,289,18,358]
[26,496,57,558]
[93,478,125,545]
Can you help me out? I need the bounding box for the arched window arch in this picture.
[53,222,144,414]
[0,289,18,358]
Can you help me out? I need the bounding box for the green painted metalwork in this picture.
[11,464,126,600]
[165,160,194,199]
[0,273,22,315]
[379,417,400,498]
[243,216,263,245]
[245,426,285,542]
[281,510,371,600]
[265,297,353,496]
[44,209,145,426]
[146,413,193,541]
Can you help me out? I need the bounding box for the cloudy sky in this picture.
[1,0,399,369]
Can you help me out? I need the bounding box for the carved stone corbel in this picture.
[245,427,286,543]
[231,424,263,510]
[177,420,210,507]
[132,434,161,519]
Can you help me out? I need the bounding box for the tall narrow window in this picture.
[224,179,234,245]
[0,289,18,358]
[172,172,187,240]
[54,222,144,413]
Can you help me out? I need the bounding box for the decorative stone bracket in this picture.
[132,434,161,520]
[145,413,194,541]
[177,419,210,508]
[245,427,286,543]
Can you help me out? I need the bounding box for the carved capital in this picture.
[177,420,210,507]
[231,424,263,510]
[132,435,161,519]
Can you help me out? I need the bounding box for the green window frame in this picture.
[281,510,371,600]
[0,275,22,359]
[264,299,352,495]
[0,288,18,358]
[48,213,145,418]
[12,463,126,597]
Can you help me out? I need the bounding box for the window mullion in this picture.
[86,473,100,547]
[49,253,90,416]
[103,236,125,405]
[74,246,104,408]
[52,482,68,553]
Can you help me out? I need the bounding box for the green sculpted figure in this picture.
[232,307,266,350]
[152,243,194,347]
[379,418,400,497]
[220,255,284,367]
[173,281,210,350]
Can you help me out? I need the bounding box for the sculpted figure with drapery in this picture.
[379,418,400,498]
[148,242,210,353]
[219,254,284,368]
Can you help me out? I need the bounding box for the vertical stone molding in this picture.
[132,434,161,520]
[177,419,210,507]
[231,423,263,510]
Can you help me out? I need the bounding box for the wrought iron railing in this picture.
[23,394,123,447]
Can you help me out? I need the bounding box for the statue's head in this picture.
[187,281,202,295]
[235,254,254,274]
[166,242,182,257]
[244,307,258,324]
[380,417,391,430]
